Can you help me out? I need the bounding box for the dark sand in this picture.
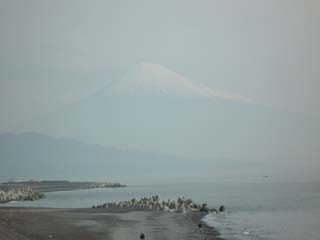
[0,208,223,240]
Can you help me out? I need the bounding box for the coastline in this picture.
[0,180,126,193]
[0,180,126,203]
[0,207,223,240]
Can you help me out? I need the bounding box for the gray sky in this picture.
[1,0,320,132]
[0,0,319,181]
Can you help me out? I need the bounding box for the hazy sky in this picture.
[0,0,320,183]
[1,0,320,131]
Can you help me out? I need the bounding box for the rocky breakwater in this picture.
[0,186,45,203]
[93,195,223,214]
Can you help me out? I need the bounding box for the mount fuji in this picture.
[30,63,296,163]
[101,62,253,103]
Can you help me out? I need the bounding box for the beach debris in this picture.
[200,203,211,213]
[94,195,221,214]
[198,223,203,229]
[219,205,225,212]
[140,233,145,239]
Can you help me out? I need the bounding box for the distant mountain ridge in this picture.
[0,132,230,183]
[28,63,277,161]
[23,63,312,178]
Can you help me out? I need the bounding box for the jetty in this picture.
[93,195,221,214]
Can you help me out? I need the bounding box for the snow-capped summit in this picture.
[105,62,252,103]
[30,62,289,163]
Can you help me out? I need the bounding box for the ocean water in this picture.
[2,182,320,240]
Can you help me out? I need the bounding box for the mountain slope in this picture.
[28,63,309,166]
[103,63,252,103]
[0,132,233,182]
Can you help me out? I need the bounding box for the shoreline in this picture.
[0,181,126,203]
[0,180,126,194]
[0,207,223,240]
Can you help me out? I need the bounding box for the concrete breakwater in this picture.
[0,186,44,202]
[93,195,223,214]
[0,180,126,193]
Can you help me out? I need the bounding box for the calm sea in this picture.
[2,182,320,240]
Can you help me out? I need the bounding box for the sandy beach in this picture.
[0,207,223,240]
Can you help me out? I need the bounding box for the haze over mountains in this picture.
[2,63,318,182]
[0,132,246,183]
[31,63,265,157]
[102,63,253,103]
